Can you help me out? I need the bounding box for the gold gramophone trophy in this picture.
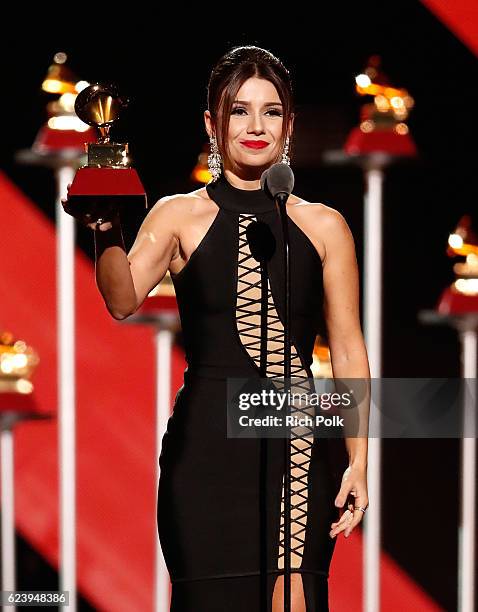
[437,215,478,314]
[62,82,147,220]
[0,330,39,396]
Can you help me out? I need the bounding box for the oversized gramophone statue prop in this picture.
[310,335,333,379]
[0,330,52,598]
[0,327,47,426]
[322,56,419,612]
[32,52,96,154]
[191,143,213,184]
[420,215,478,612]
[0,330,39,399]
[62,82,147,223]
[437,215,478,314]
[344,54,417,156]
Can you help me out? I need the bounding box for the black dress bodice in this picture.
[170,173,326,377]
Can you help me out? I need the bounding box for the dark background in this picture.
[1,4,477,610]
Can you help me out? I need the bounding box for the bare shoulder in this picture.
[143,186,217,229]
[289,193,348,227]
[287,194,353,264]
[148,186,214,215]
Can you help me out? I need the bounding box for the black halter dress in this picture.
[157,174,348,611]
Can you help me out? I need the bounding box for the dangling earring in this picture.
[208,135,222,181]
[281,136,290,165]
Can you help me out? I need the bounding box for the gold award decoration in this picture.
[437,215,478,314]
[63,82,147,219]
[0,331,39,395]
[345,55,417,156]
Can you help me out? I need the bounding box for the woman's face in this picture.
[224,76,286,173]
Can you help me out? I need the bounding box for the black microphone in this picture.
[261,163,295,602]
[260,163,294,201]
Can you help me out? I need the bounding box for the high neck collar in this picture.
[206,174,276,213]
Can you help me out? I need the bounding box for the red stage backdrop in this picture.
[421,0,478,57]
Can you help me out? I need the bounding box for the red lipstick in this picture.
[240,140,269,149]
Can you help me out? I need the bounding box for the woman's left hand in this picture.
[329,464,368,539]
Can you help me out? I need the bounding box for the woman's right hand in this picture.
[82,211,118,232]
[61,183,120,232]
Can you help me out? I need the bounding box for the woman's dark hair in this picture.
[207,45,294,168]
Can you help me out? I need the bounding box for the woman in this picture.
[81,46,370,611]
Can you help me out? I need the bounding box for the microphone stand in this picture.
[274,191,292,612]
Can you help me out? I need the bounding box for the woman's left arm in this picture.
[317,206,371,538]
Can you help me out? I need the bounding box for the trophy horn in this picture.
[74,83,129,143]
[41,51,78,95]
[447,215,478,258]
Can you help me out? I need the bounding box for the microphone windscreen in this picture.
[261,163,295,198]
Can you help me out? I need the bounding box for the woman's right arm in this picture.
[94,197,180,320]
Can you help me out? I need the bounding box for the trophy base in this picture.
[64,166,147,219]
[33,124,96,154]
[437,285,478,315]
[344,126,417,156]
